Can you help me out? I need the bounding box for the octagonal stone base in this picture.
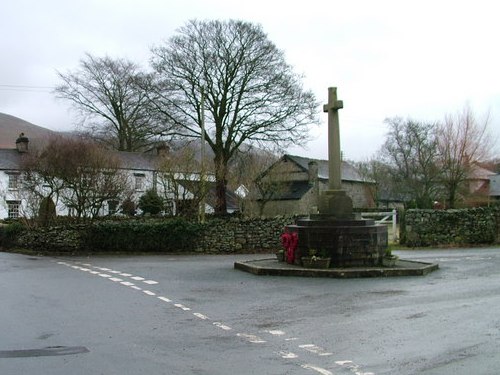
[286,215,388,267]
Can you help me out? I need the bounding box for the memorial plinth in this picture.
[285,87,388,268]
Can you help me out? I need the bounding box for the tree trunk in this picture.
[214,153,228,215]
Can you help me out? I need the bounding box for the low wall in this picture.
[194,216,295,253]
[404,206,500,247]
[7,216,297,255]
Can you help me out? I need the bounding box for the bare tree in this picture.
[55,53,156,151]
[149,20,319,214]
[437,105,496,208]
[21,136,128,222]
[381,117,441,208]
[156,144,209,217]
[355,157,395,207]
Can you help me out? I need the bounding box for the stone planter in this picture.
[301,257,331,269]
[382,256,398,267]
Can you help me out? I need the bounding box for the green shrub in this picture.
[84,218,204,253]
[0,221,26,248]
[138,189,164,216]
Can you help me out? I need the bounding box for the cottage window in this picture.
[134,174,145,191]
[7,173,20,190]
[7,200,21,219]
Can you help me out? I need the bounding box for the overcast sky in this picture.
[1,0,499,161]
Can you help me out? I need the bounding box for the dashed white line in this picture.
[56,260,376,375]
[299,344,333,356]
[278,351,298,359]
[301,364,333,375]
[266,330,286,336]
[213,322,232,331]
[174,303,191,311]
[193,313,209,320]
[236,333,266,343]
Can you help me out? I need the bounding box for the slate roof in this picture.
[284,154,370,183]
[0,149,23,170]
[177,179,240,211]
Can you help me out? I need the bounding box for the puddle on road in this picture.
[0,346,89,358]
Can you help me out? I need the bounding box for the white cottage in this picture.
[0,132,239,220]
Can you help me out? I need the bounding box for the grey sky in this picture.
[1,0,499,160]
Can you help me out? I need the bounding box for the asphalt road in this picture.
[1,247,500,375]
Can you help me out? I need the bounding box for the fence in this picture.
[361,209,398,242]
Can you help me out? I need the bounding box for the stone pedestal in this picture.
[286,216,388,267]
[284,86,388,268]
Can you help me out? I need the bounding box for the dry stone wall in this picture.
[194,216,295,253]
[404,206,500,247]
[8,217,297,254]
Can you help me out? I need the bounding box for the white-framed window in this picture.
[134,174,145,191]
[7,173,20,190]
[7,200,21,219]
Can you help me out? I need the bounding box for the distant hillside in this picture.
[0,113,56,148]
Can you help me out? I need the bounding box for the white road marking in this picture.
[236,333,266,343]
[334,360,374,375]
[299,344,333,356]
[193,313,209,320]
[56,261,377,375]
[266,330,286,336]
[278,351,298,359]
[174,303,191,311]
[301,364,332,375]
[213,322,232,331]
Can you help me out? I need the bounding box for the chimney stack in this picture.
[16,133,29,153]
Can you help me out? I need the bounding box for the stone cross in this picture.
[323,87,343,190]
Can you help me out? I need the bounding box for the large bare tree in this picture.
[55,53,156,152]
[437,106,495,208]
[381,117,441,208]
[149,20,319,214]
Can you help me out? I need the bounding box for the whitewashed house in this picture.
[0,132,238,220]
